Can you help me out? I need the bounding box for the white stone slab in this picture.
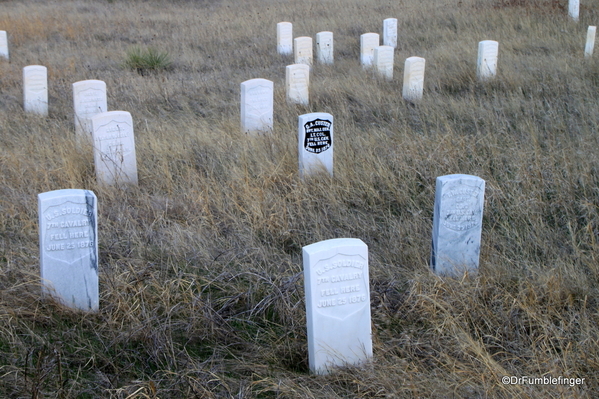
[294,36,313,66]
[402,56,425,102]
[585,26,596,58]
[383,18,398,48]
[360,33,380,68]
[477,40,498,81]
[91,111,138,185]
[316,31,334,64]
[298,112,333,178]
[303,238,372,374]
[0,31,8,60]
[277,22,293,55]
[431,174,485,277]
[374,46,394,80]
[23,65,48,116]
[39,189,98,311]
[73,80,108,138]
[241,78,273,135]
[569,0,579,22]
[286,64,310,105]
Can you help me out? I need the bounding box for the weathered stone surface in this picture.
[294,36,313,66]
[286,64,310,105]
[23,65,48,116]
[360,33,379,68]
[585,26,596,58]
[73,80,107,138]
[569,0,579,22]
[277,22,293,55]
[316,31,334,64]
[383,18,398,48]
[298,112,333,178]
[477,40,498,81]
[0,31,8,60]
[374,46,394,80]
[241,78,273,134]
[402,56,425,101]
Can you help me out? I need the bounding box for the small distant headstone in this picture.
[298,112,333,178]
[402,56,425,102]
[241,78,274,134]
[39,189,98,311]
[477,40,499,81]
[360,33,380,68]
[294,36,313,66]
[286,64,310,105]
[23,65,48,116]
[91,111,138,185]
[431,174,485,277]
[569,0,579,22]
[0,31,8,60]
[277,22,293,55]
[374,46,394,80]
[585,26,596,58]
[303,238,372,374]
[383,18,398,48]
[73,80,108,138]
[316,31,334,64]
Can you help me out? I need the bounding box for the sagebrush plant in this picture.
[0,0,599,397]
[124,46,172,75]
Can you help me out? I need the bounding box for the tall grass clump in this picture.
[123,46,172,75]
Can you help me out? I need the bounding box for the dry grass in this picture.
[1,0,599,397]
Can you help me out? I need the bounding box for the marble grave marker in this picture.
[0,31,8,60]
[477,40,499,81]
[286,64,310,105]
[402,56,425,102]
[23,65,48,116]
[91,111,138,185]
[298,112,333,178]
[303,238,372,374]
[431,174,485,277]
[241,78,274,134]
[277,22,293,55]
[569,0,579,22]
[316,31,334,64]
[374,46,394,80]
[383,18,398,48]
[294,36,313,66]
[585,26,596,58]
[360,33,380,68]
[39,189,98,311]
[73,80,108,138]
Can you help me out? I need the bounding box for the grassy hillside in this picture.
[1,0,599,397]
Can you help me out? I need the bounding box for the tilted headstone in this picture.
[303,238,372,374]
[39,189,98,311]
[585,26,596,58]
[23,65,48,116]
[316,31,334,64]
[477,40,498,81]
[241,78,274,134]
[91,111,138,185]
[431,174,485,277]
[569,0,579,22]
[360,33,380,68]
[374,46,394,80]
[383,18,398,48]
[298,112,333,178]
[0,31,8,60]
[294,36,313,66]
[73,80,108,138]
[286,64,310,105]
[277,22,293,55]
[402,56,425,102]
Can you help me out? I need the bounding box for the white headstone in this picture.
[91,111,138,186]
[569,0,579,22]
[303,238,372,374]
[383,18,398,48]
[23,65,48,116]
[374,46,394,80]
[241,78,274,135]
[298,112,333,178]
[294,36,313,66]
[286,64,310,105]
[73,80,108,138]
[39,189,98,311]
[0,31,8,60]
[431,174,485,277]
[316,31,334,64]
[585,26,596,58]
[360,33,380,68]
[277,22,293,55]
[402,56,425,102]
[477,40,499,81]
